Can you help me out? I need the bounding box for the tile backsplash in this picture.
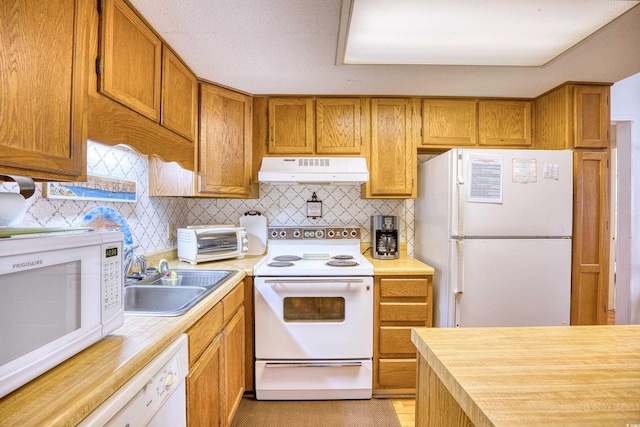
[2,142,431,256]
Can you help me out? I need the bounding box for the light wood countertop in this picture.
[412,325,640,426]
[364,251,434,276]
[0,269,246,427]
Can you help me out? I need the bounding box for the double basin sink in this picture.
[124,269,234,316]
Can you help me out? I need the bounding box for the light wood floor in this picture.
[391,398,415,427]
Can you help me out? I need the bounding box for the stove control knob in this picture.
[293,230,301,238]
[350,230,358,238]
[327,230,335,238]
[279,230,287,238]
[270,230,278,238]
[341,230,348,237]
[315,230,324,238]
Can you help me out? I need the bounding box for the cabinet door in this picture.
[571,151,610,325]
[267,98,314,154]
[573,85,610,149]
[316,98,364,155]
[0,0,87,180]
[222,307,245,427]
[478,100,531,147]
[161,46,197,141]
[187,334,222,427]
[199,83,253,197]
[366,99,416,198]
[421,99,477,147]
[100,0,161,121]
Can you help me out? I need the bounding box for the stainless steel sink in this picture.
[124,269,234,316]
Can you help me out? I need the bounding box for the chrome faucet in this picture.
[124,246,146,279]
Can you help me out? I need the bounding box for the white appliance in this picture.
[0,230,124,398]
[79,334,188,427]
[253,226,374,400]
[177,226,248,264]
[258,157,369,185]
[415,148,573,328]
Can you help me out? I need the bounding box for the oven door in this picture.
[254,276,373,359]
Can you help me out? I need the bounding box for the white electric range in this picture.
[253,226,374,400]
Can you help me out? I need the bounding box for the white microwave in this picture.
[0,230,124,399]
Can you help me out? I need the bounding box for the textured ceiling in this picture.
[128,0,640,98]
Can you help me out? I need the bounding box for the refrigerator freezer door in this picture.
[451,238,571,327]
[452,149,573,237]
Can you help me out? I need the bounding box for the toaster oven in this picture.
[177,226,248,264]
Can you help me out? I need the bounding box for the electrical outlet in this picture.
[167,223,175,242]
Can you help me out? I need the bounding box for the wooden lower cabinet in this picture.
[222,307,245,427]
[186,283,246,427]
[374,276,432,395]
[187,334,223,427]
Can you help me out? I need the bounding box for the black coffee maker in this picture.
[371,215,399,259]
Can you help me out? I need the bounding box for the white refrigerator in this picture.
[415,148,573,328]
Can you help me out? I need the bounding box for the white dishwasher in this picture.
[79,334,189,427]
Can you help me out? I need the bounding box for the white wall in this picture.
[611,72,640,324]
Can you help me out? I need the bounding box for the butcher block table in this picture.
[411,325,640,427]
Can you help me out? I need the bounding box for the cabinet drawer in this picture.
[380,278,429,298]
[223,283,244,323]
[379,327,416,355]
[187,302,223,365]
[380,302,428,323]
[378,359,417,388]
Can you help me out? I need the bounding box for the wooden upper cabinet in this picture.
[478,100,532,147]
[573,85,609,149]
[99,0,162,121]
[421,99,477,147]
[267,98,315,154]
[0,0,89,180]
[161,46,197,141]
[199,83,253,197]
[316,98,365,155]
[365,98,417,198]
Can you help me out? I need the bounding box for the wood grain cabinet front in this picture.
[161,46,198,141]
[534,83,611,325]
[0,0,90,180]
[374,276,432,395]
[420,99,478,148]
[478,100,532,147]
[199,83,254,198]
[364,98,418,199]
[260,97,367,156]
[185,282,246,427]
[99,0,162,121]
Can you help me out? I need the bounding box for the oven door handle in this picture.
[264,362,363,368]
[263,279,365,284]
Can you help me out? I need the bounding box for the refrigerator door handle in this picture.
[454,239,464,327]
[456,152,465,185]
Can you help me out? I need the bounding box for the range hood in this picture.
[258,157,369,185]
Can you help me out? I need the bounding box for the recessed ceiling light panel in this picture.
[341,0,639,66]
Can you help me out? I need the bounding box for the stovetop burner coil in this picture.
[273,255,302,262]
[332,255,354,260]
[267,261,295,267]
[326,260,359,267]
